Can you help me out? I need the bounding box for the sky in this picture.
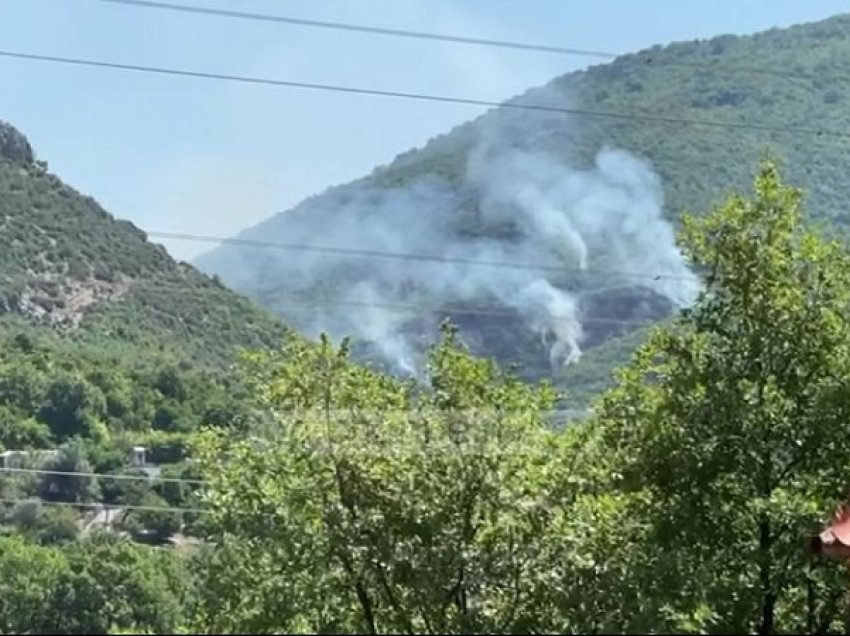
[2,0,849,261]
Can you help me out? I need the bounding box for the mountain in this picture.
[0,120,296,468]
[0,121,290,368]
[195,13,850,402]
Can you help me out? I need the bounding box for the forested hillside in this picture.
[5,163,849,632]
[0,121,291,366]
[0,121,293,556]
[5,10,850,633]
[368,15,850,221]
[197,13,850,403]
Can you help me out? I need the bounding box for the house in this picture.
[129,446,146,468]
[128,446,161,481]
[0,449,60,470]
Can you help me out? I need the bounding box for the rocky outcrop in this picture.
[0,121,34,163]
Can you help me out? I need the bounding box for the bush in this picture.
[32,506,79,545]
[0,412,53,449]
[36,440,100,503]
[100,467,151,506]
[36,374,106,441]
[141,432,190,464]
[123,492,180,543]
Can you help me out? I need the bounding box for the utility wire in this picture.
[0,427,595,496]
[251,290,673,326]
[95,0,846,86]
[144,235,694,328]
[0,427,597,495]
[0,496,209,515]
[130,280,682,328]
[0,465,206,486]
[145,230,702,282]
[97,0,615,59]
[0,50,845,140]
[258,297,664,327]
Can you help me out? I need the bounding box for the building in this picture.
[129,446,146,468]
[811,504,850,562]
[128,446,161,481]
[0,449,60,470]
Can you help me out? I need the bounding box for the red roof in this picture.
[821,505,850,546]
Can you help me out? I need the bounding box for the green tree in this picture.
[594,163,850,633]
[0,363,46,414]
[0,536,70,634]
[193,328,582,633]
[37,439,100,503]
[99,467,152,506]
[54,534,193,633]
[32,505,80,545]
[0,534,195,634]
[0,408,53,449]
[122,491,181,543]
[37,373,107,441]
[152,366,187,401]
[156,462,204,533]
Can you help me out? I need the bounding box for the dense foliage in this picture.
[0,125,300,550]
[3,14,850,633]
[5,163,850,633]
[0,321,258,546]
[0,141,292,369]
[0,533,194,634]
[186,164,850,634]
[372,16,850,226]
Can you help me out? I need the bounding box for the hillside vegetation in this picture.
[5,13,850,632]
[7,163,850,633]
[0,121,294,547]
[0,123,291,367]
[23,163,836,633]
[196,13,850,401]
[371,14,850,222]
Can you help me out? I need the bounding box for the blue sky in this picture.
[2,0,848,260]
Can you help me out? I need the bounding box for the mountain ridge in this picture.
[195,12,850,399]
[0,119,292,368]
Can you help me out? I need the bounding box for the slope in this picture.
[195,13,850,399]
[0,119,302,459]
[0,121,295,540]
[0,120,291,368]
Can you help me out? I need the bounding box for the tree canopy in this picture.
[188,163,850,634]
[4,163,850,634]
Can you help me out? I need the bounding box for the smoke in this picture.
[195,90,700,375]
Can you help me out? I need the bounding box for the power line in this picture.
[93,0,850,87]
[150,287,666,328]
[258,297,664,327]
[97,0,615,59]
[145,235,694,326]
[0,49,845,140]
[0,465,206,486]
[0,438,593,505]
[146,230,701,282]
[0,425,598,503]
[0,496,209,515]
[133,274,688,328]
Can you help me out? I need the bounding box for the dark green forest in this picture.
[4,11,850,635]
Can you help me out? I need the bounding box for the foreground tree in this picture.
[193,327,600,633]
[595,162,850,633]
[191,162,850,634]
[0,534,193,634]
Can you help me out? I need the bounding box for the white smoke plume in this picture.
[195,91,701,375]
